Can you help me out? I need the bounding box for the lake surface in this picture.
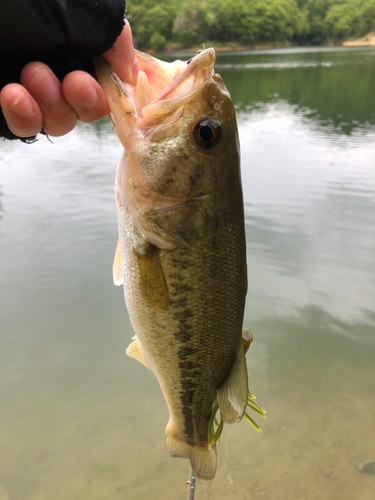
[1,47,375,500]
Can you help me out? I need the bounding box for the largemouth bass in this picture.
[95,48,254,481]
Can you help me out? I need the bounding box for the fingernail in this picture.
[10,92,33,117]
[29,69,60,104]
[71,76,98,108]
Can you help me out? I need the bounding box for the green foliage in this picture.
[325,0,375,40]
[294,0,332,44]
[126,0,375,49]
[178,29,201,47]
[253,0,307,42]
[172,0,307,45]
[173,0,217,46]
[128,2,177,48]
[149,32,167,51]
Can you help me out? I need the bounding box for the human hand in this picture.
[0,21,140,139]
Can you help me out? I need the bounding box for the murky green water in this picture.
[1,47,375,500]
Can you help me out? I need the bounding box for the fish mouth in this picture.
[135,48,216,120]
[94,49,216,141]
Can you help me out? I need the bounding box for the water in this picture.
[1,47,375,499]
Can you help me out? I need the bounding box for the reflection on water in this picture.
[239,101,375,327]
[217,46,375,136]
[1,47,375,500]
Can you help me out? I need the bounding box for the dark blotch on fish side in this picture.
[174,311,194,342]
[359,460,375,475]
[179,374,199,443]
[174,296,203,442]
[180,346,196,357]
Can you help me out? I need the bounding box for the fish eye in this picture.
[193,119,220,149]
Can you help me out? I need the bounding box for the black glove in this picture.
[0,0,126,141]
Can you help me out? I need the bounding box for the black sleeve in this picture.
[0,0,126,141]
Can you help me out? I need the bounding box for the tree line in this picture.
[126,0,375,50]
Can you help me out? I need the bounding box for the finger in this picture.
[103,20,140,85]
[62,71,108,123]
[0,84,43,138]
[20,62,78,137]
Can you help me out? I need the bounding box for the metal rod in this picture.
[187,470,196,500]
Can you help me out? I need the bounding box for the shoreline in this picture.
[144,40,346,55]
[141,34,375,54]
[343,32,375,46]
[165,41,295,53]
[146,42,295,54]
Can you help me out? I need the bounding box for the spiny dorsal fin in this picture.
[126,336,150,369]
[113,240,123,286]
[216,340,249,424]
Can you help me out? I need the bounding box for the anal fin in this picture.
[216,339,249,423]
[126,336,150,370]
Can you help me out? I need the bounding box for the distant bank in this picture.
[144,35,375,55]
[343,33,375,46]
[146,41,295,54]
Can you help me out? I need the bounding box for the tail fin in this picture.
[165,425,217,481]
[216,339,249,423]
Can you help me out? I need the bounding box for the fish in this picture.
[0,482,9,500]
[94,48,263,481]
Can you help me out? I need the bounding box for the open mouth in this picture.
[94,48,216,124]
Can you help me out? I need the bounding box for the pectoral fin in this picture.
[113,240,123,286]
[216,339,249,423]
[126,336,150,370]
[133,242,170,310]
